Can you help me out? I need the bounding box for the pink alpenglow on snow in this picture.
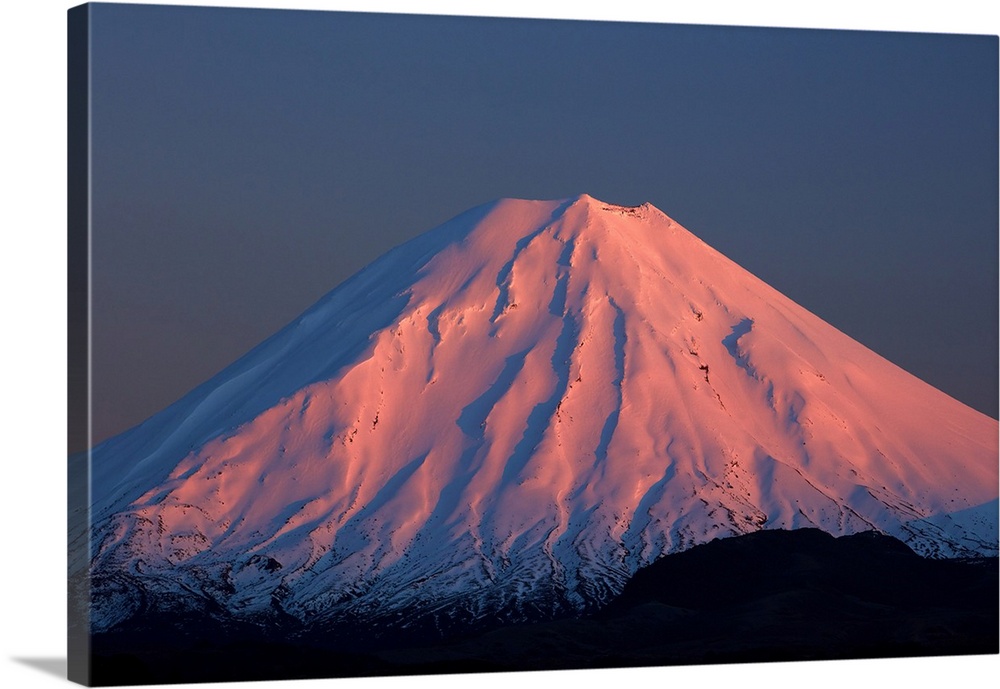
[85,194,999,631]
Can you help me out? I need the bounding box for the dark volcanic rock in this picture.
[90,529,999,685]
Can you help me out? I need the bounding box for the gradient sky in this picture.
[87,2,998,447]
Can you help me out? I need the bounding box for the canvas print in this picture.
[68,3,999,686]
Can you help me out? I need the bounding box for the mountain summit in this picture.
[87,195,999,633]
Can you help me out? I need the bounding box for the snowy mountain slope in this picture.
[86,194,998,633]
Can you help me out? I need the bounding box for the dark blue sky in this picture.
[88,3,998,444]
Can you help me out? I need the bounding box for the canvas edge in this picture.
[67,3,92,686]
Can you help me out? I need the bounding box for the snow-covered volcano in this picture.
[86,194,998,633]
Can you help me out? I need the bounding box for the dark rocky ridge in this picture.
[90,528,999,685]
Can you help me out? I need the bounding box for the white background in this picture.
[1,1,997,688]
